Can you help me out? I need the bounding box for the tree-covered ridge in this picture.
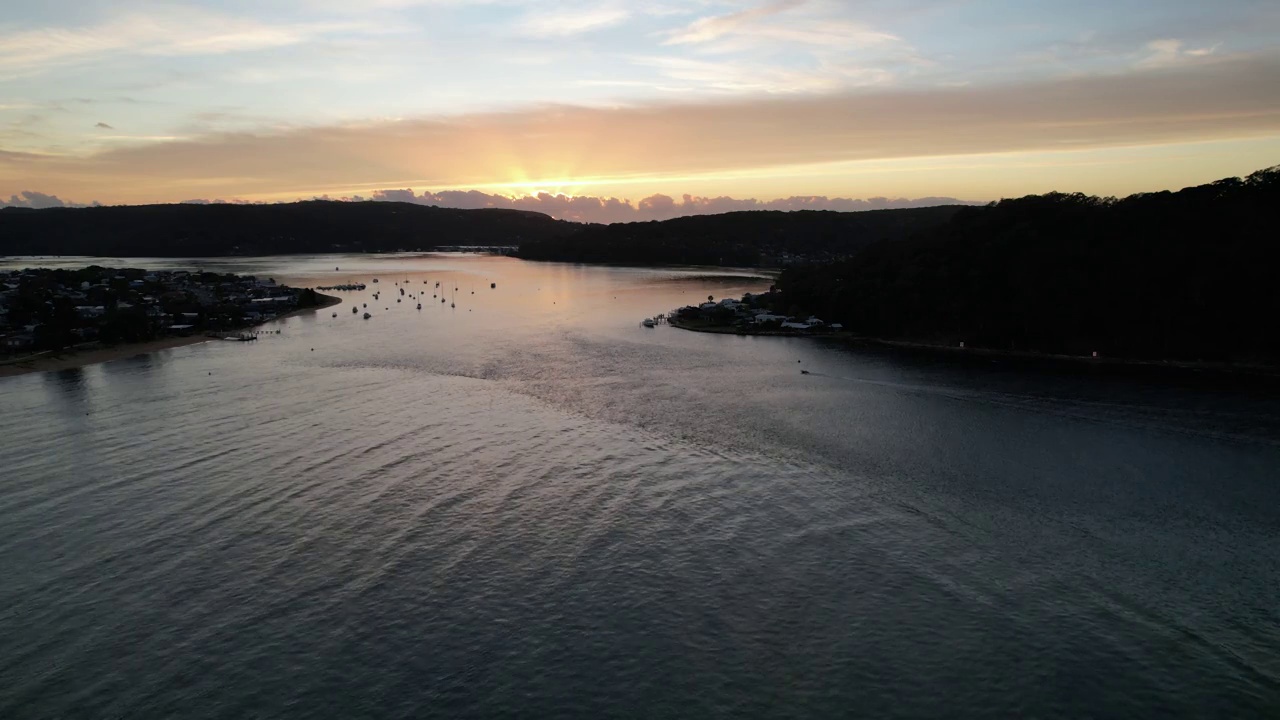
[516,206,966,266]
[778,166,1280,363]
[0,200,573,257]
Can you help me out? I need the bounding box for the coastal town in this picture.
[670,290,843,335]
[0,267,327,356]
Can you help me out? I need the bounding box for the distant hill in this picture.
[0,200,573,257]
[777,166,1280,364]
[515,206,967,266]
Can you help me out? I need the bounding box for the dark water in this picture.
[2,254,1278,719]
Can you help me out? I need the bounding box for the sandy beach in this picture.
[0,294,339,379]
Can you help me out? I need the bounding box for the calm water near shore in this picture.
[2,253,1278,718]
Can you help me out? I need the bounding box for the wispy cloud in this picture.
[665,0,903,52]
[646,0,916,94]
[1137,39,1219,68]
[515,4,633,37]
[4,54,1276,205]
[0,9,377,77]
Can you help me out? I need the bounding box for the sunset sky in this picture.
[2,0,1278,221]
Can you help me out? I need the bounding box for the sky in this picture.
[1,0,1278,222]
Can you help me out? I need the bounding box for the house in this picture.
[2,333,33,351]
[753,313,789,324]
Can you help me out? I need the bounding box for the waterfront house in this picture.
[753,313,789,324]
[2,333,34,351]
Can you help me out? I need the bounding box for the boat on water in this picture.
[642,318,656,328]
[352,306,358,314]
[417,303,422,310]
[491,282,496,289]
[332,312,337,317]
[363,312,371,319]
[372,278,379,283]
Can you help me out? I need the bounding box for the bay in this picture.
[2,253,1278,719]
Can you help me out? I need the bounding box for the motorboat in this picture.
[642,318,656,328]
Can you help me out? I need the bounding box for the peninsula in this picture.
[669,165,1280,370]
[0,267,337,377]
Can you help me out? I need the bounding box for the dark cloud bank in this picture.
[3,189,978,223]
[362,189,980,223]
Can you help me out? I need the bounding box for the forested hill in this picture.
[0,200,573,256]
[515,206,966,266]
[778,166,1280,364]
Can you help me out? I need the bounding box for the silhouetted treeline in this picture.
[778,167,1280,363]
[516,206,965,266]
[0,200,573,256]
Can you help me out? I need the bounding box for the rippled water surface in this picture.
[2,254,1279,719]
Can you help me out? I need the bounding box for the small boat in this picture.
[642,318,656,328]
[491,283,496,289]
[372,278,378,283]
[801,370,810,375]
[332,312,337,317]
[352,306,358,314]
[363,312,371,319]
[417,303,422,310]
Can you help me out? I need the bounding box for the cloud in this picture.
[666,0,900,52]
[1138,39,1218,68]
[3,54,1278,204]
[516,4,633,37]
[0,190,95,209]
[366,188,979,222]
[95,122,114,129]
[0,10,376,77]
[648,0,915,93]
[5,186,976,223]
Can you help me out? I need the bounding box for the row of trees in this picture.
[778,167,1280,363]
[517,206,965,266]
[0,201,573,256]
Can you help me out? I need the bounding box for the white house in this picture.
[753,313,789,324]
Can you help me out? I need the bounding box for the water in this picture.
[2,254,1278,719]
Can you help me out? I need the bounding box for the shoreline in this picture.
[0,293,340,379]
[667,319,1280,380]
